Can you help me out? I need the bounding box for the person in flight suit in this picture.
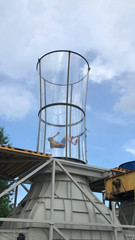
[48,132,77,149]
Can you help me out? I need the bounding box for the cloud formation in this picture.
[124,139,135,156]
[90,57,117,83]
[113,73,135,115]
[0,1,135,79]
[95,111,128,126]
[0,82,36,120]
[0,0,135,119]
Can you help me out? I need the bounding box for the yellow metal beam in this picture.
[104,169,135,201]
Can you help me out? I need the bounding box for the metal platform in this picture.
[0,144,111,183]
[0,144,51,180]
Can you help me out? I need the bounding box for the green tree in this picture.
[0,127,13,225]
[0,127,11,146]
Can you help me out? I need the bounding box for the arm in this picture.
[51,132,60,140]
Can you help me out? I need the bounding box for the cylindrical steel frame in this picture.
[36,50,90,162]
[38,103,85,127]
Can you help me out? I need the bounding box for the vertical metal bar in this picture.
[65,51,71,158]
[131,208,135,225]
[84,68,90,163]
[14,186,18,208]
[69,84,73,158]
[43,80,47,153]
[50,159,55,219]
[49,159,56,240]
[49,225,53,240]
[37,120,41,152]
[117,202,128,225]
[111,202,118,240]
[102,192,105,204]
[37,60,42,152]
[84,67,90,114]
[39,60,43,115]
[78,136,80,159]
[84,119,87,164]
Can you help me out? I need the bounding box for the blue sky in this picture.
[0,0,135,172]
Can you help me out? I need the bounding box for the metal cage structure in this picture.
[36,50,90,163]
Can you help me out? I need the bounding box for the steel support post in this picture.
[84,67,90,164]
[65,51,70,158]
[132,211,135,225]
[49,159,56,240]
[78,136,80,159]
[84,119,87,164]
[43,80,47,153]
[37,60,42,152]
[50,159,55,219]
[117,202,128,225]
[111,202,118,240]
[69,84,73,158]
[49,225,53,240]
[14,186,18,208]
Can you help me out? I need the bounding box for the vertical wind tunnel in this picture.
[0,51,131,240]
[37,50,90,162]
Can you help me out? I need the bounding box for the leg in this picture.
[61,137,66,144]
[68,136,78,145]
[71,139,78,145]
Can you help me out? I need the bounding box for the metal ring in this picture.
[36,49,90,70]
[36,50,90,86]
[38,103,85,127]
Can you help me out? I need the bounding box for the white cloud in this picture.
[113,74,135,115]
[124,139,135,156]
[86,105,91,112]
[96,112,128,126]
[0,0,135,119]
[0,0,135,80]
[114,93,135,115]
[0,83,36,120]
[90,57,117,83]
[125,148,135,156]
